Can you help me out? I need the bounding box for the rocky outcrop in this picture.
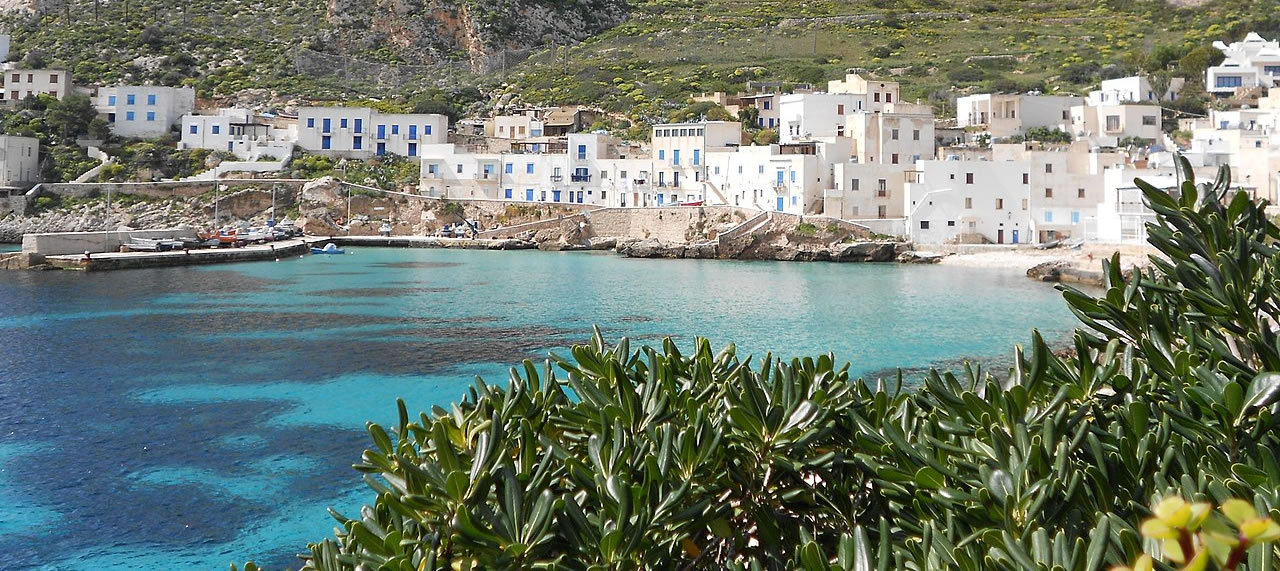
[897,251,945,264]
[833,241,898,262]
[300,176,342,204]
[615,237,907,264]
[1027,261,1107,286]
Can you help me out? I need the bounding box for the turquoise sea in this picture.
[0,247,1084,569]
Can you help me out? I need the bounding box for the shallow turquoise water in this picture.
[0,248,1083,569]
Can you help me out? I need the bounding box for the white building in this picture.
[0,35,10,63]
[993,142,1126,242]
[1068,103,1162,147]
[779,93,863,142]
[1087,75,1185,106]
[179,109,297,160]
[955,94,1082,139]
[4,69,71,104]
[828,73,900,113]
[0,135,39,186]
[297,107,448,159]
[651,121,742,205]
[492,113,544,139]
[692,92,782,129]
[706,141,829,214]
[825,162,910,220]
[846,103,934,166]
[1208,32,1280,94]
[95,86,195,138]
[905,159,1033,245]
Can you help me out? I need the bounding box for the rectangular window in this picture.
[1077,188,1086,199]
[392,125,400,135]
[658,149,665,160]
[892,129,899,140]
[505,163,513,174]
[428,164,438,175]
[996,198,1004,209]
[126,94,136,105]
[505,189,513,199]
[526,163,534,174]
[964,197,972,209]
[1105,115,1121,131]
[322,135,331,150]
[673,150,680,165]
[189,125,198,134]
[913,129,920,141]
[577,144,587,160]
[891,153,899,164]
[147,94,156,105]
[886,93,892,103]
[1142,115,1157,126]
[1266,65,1280,75]
[307,118,315,128]
[425,125,432,135]
[763,101,771,110]
[966,173,974,184]
[1022,173,1029,184]
[714,166,720,175]
[212,125,220,134]
[877,179,887,197]
[146,111,155,121]
[340,118,348,129]
[354,118,363,133]
[50,74,58,83]
[377,124,385,138]
[409,125,417,140]
[126,111,135,121]
[693,149,700,165]
[851,179,859,191]
[874,93,881,103]
[1045,188,1053,198]
[457,164,463,174]
[1215,76,1243,88]
[322,118,331,133]
[9,73,16,82]
[353,136,362,150]
[920,220,929,229]
[1044,211,1054,222]
[1071,211,1080,224]
[376,142,386,156]
[1022,199,1028,210]
[837,104,845,115]
[108,95,117,106]
[791,171,796,183]
[1045,163,1053,173]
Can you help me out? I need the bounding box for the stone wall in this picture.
[23,228,195,256]
[28,179,309,202]
[585,206,751,242]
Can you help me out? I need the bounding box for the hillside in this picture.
[0,0,1277,125]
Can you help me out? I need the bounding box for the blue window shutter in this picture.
[189,125,198,134]
[307,118,315,128]
[354,119,363,133]
[425,125,432,135]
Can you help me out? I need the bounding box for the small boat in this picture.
[129,237,184,251]
[310,243,345,255]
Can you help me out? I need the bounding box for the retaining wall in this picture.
[23,228,195,256]
[585,206,751,242]
[27,179,309,202]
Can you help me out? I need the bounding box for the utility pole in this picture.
[94,0,99,22]
[813,26,818,54]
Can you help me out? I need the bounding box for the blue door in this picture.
[1011,230,1019,244]
[376,142,385,156]
[526,189,534,201]
[776,197,784,211]
[553,190,562,202]
[657,194,664,205]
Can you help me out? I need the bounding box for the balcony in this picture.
[632,179,647,185]
[550,174,563,183]
[571,174,592,182]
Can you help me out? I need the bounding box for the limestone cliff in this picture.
[319,0,630,67]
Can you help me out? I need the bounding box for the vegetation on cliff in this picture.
[234,161,1280,569]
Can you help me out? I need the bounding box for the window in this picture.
[189,125,198,134]
[1021,199,1028,210]
[658,150,665,160]
[913,129,920,141]
[1215,76,1243,88]
[1105,115,1121,131]
[147,94,156,105]
[322,118,331,133]
[919,220,930,229]
[482,164,493,178]
[353,136,362,149]
[1045,188,1053,198]
[354,119,363,133]
[1071,211,1080,224]
[425,125,432,135]
[377,124,386,139]
[1045,163,1053,173]
[50,74,58,83]
[392,125,400,135]
[763,100,772,110]
[409,125,417,140]
[9,73,16,82]
[505,189,513,199]
[892,129,899,140]
[673,150,680,165]
[526,163,534,174]
[877,179,887,197]
[886,93,892,103]
[891,153,899,164]
[124,94,135,105]
[428,164,438,175]
[877,205,887,218]
[376,142,386,156]
[457,164,463,174]
[505,163,513,174]
[851,179,860,191]
[108,95,117,106]
[837,104,845,115]
[1022,173,1029,184]
[759,165,764,174]
[146,111,155,121]
[693,149,700,165]
[1142,115,1157,126]
[1077,188,1085,199]
[791,171,796,183]
[1044,211,1054,222]
[996,198,1004,209]
[874,93,881,103]
[964,197,972,209]
[125,111,135,121]
[307,118,315,128]
[714,166,720,175]
[322,135,331,150]
[340,118,348,129]
[577,144,587,159]
[25,74,31,82]
[1266,65,1280,75]
[966,173,974,184]
[212,125,220,134]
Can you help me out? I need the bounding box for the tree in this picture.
[738,106,760,130]
[1146,70,1175,103]
[1179,45,1226,85]
[667,101,733,123]
[752,127,778,145]
[43,95,98,144]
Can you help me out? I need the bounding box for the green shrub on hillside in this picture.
[233,160,1280,570]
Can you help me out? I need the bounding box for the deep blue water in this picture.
[0,248,1083,570]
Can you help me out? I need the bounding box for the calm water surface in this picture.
[0,248,1083,570]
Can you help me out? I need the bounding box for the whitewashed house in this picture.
[492,113,544,139]
[955,94,1082,140]
[706,141,829,214]
[905,159,1034,245]
[179,109,297,160]
[827,73,900,113]
[95,86,195,138]
[4,69,71,103]
[827,162,911,220]
[1207,32,1280,94]
[1087,75,1185,105]
[993,142,1125,242]
[779,93,863,142]
[0,135,39,186]
[650,121,741,205]
[297,107,447,159]
[1068,103,1162,147]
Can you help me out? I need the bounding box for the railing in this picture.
[633,179,647,185]
[550,175,563,182]
[571,174,591,182]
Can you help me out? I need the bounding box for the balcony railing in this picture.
[633,179,647,186]
[549,174,563,183]
[571,174,591,182]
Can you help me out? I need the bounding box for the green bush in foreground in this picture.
[239,159,1280,569]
